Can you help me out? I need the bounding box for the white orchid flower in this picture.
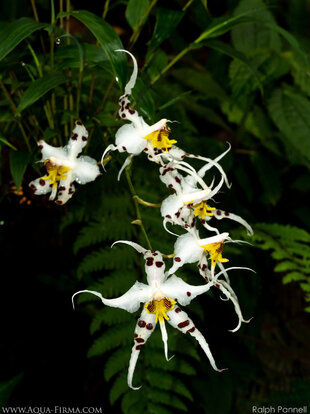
[168,231,253,332]
[29,121,100,205]
[72,240,227,390]
[159,150,253,236]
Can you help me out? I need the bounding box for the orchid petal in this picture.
[112,240,147,255]
[212,209,254,236]
[116,49,138,95]
[128,309,155,389]
[159,320,173,361]
[117,154,134,181]
[38,140,67,161]
[167,307,226,372]
[162,275,212,306]
[168,232,203,275]
[101,144,117,169]
[72,282,152,313]
[73,155,100,184]
[29,177,52,196]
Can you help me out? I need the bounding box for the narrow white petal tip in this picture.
[129,384,142,391]
[111,240,147,254]
[168,354,175,362]
[218,367,228,373]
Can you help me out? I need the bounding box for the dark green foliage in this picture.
[1,0,310,412]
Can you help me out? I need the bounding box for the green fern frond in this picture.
[104,348,130,381]
[146,369,193,401]
[77,247,137,279]
[252,223,310,307]
[90,307,132,333]
[109,372,128,405]
[145,349,196,376]
[87,323,133,357]
[73,217,134,254]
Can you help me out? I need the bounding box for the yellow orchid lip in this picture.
[201,241,229,267]
[145,297,176,323]
[192,201,216,219]
[144,127,177,152]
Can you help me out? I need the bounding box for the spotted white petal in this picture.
[115,122,147,155]
[212,209,253,236]
[38,140,67,161]
[167,307,226,372]
[128,309,155,389]
[116,49,138,95]
[29,177,52,195]
[167,232,203,275]
[112,240,147,255]
[67,121,89,158]
[72,282,152,313]
[73,155,100,184]
[161,274,212,306]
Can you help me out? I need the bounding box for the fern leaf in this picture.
[104,348,130,381]
[109,372,128,405]
[146,368,193,401]
[148,389,188,411]
[87,323,133,357]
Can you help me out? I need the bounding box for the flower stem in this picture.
[125,165,153,251]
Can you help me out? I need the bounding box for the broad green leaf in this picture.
[205,39,263,97]
[0,17,47,61]
[16,72,66,113]
[9,150,31,191]
[194,12,258,44]
[148,8,184,52]
[268,87,310,167]
[0,373,23,406]
[58,10,127,89]
[231,0,281,54]
[0,134,17,150]
[125,0,149,30]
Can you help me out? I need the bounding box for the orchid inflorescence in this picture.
[30,50,254,390]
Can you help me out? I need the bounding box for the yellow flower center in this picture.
[192,201,215,219]
[42,160,70,190]
[144,127,177,152]
[145,297,176,323]
[201,241,229,267]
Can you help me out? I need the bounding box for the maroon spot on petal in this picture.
[174,257,181,262]
[125,103,130,110]
[29,184,37,191]
[121,113,126,118]
[134,333,138,338]
[204,277,209,282]
[202,264,207,271]
[191,218,196,227]
[122,146,127,151]
[39,179,46,186]
[178,320,190,329]
[152,252,158,256]
[76,121,83,126]
[38,144,43,150]
[59,186,66,191]
[146,257,154,266]
[82,136,87,141]
[138,320,146,328]
[68,189,74,194]
[175,176,181,184]
[168,184,174,189]
[136,345,143,350]
[166,215,172,219]
[129,109,135,115]
[148,155,153,158]
[58,192,63,196]
[135,337,145,343]
[201,219,206,224]
[224,211,230,217]
[55,200,63,205]
[144,148,148,151]
[216,210,222,216]
[186,292,191,297]
[155,261,163,268]
[71,133,78,140]
[215,283,221,289]
[181,218,184,222]
[146,323,153,330]
[175,308,182,313]
[175,212,180,218]
[187,327,195,333]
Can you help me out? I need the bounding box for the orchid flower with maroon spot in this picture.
[101,50,173,180]
[168,231,254,332]
[159,151,253,237]
[29,121,100,205]
[72,240,226,390]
